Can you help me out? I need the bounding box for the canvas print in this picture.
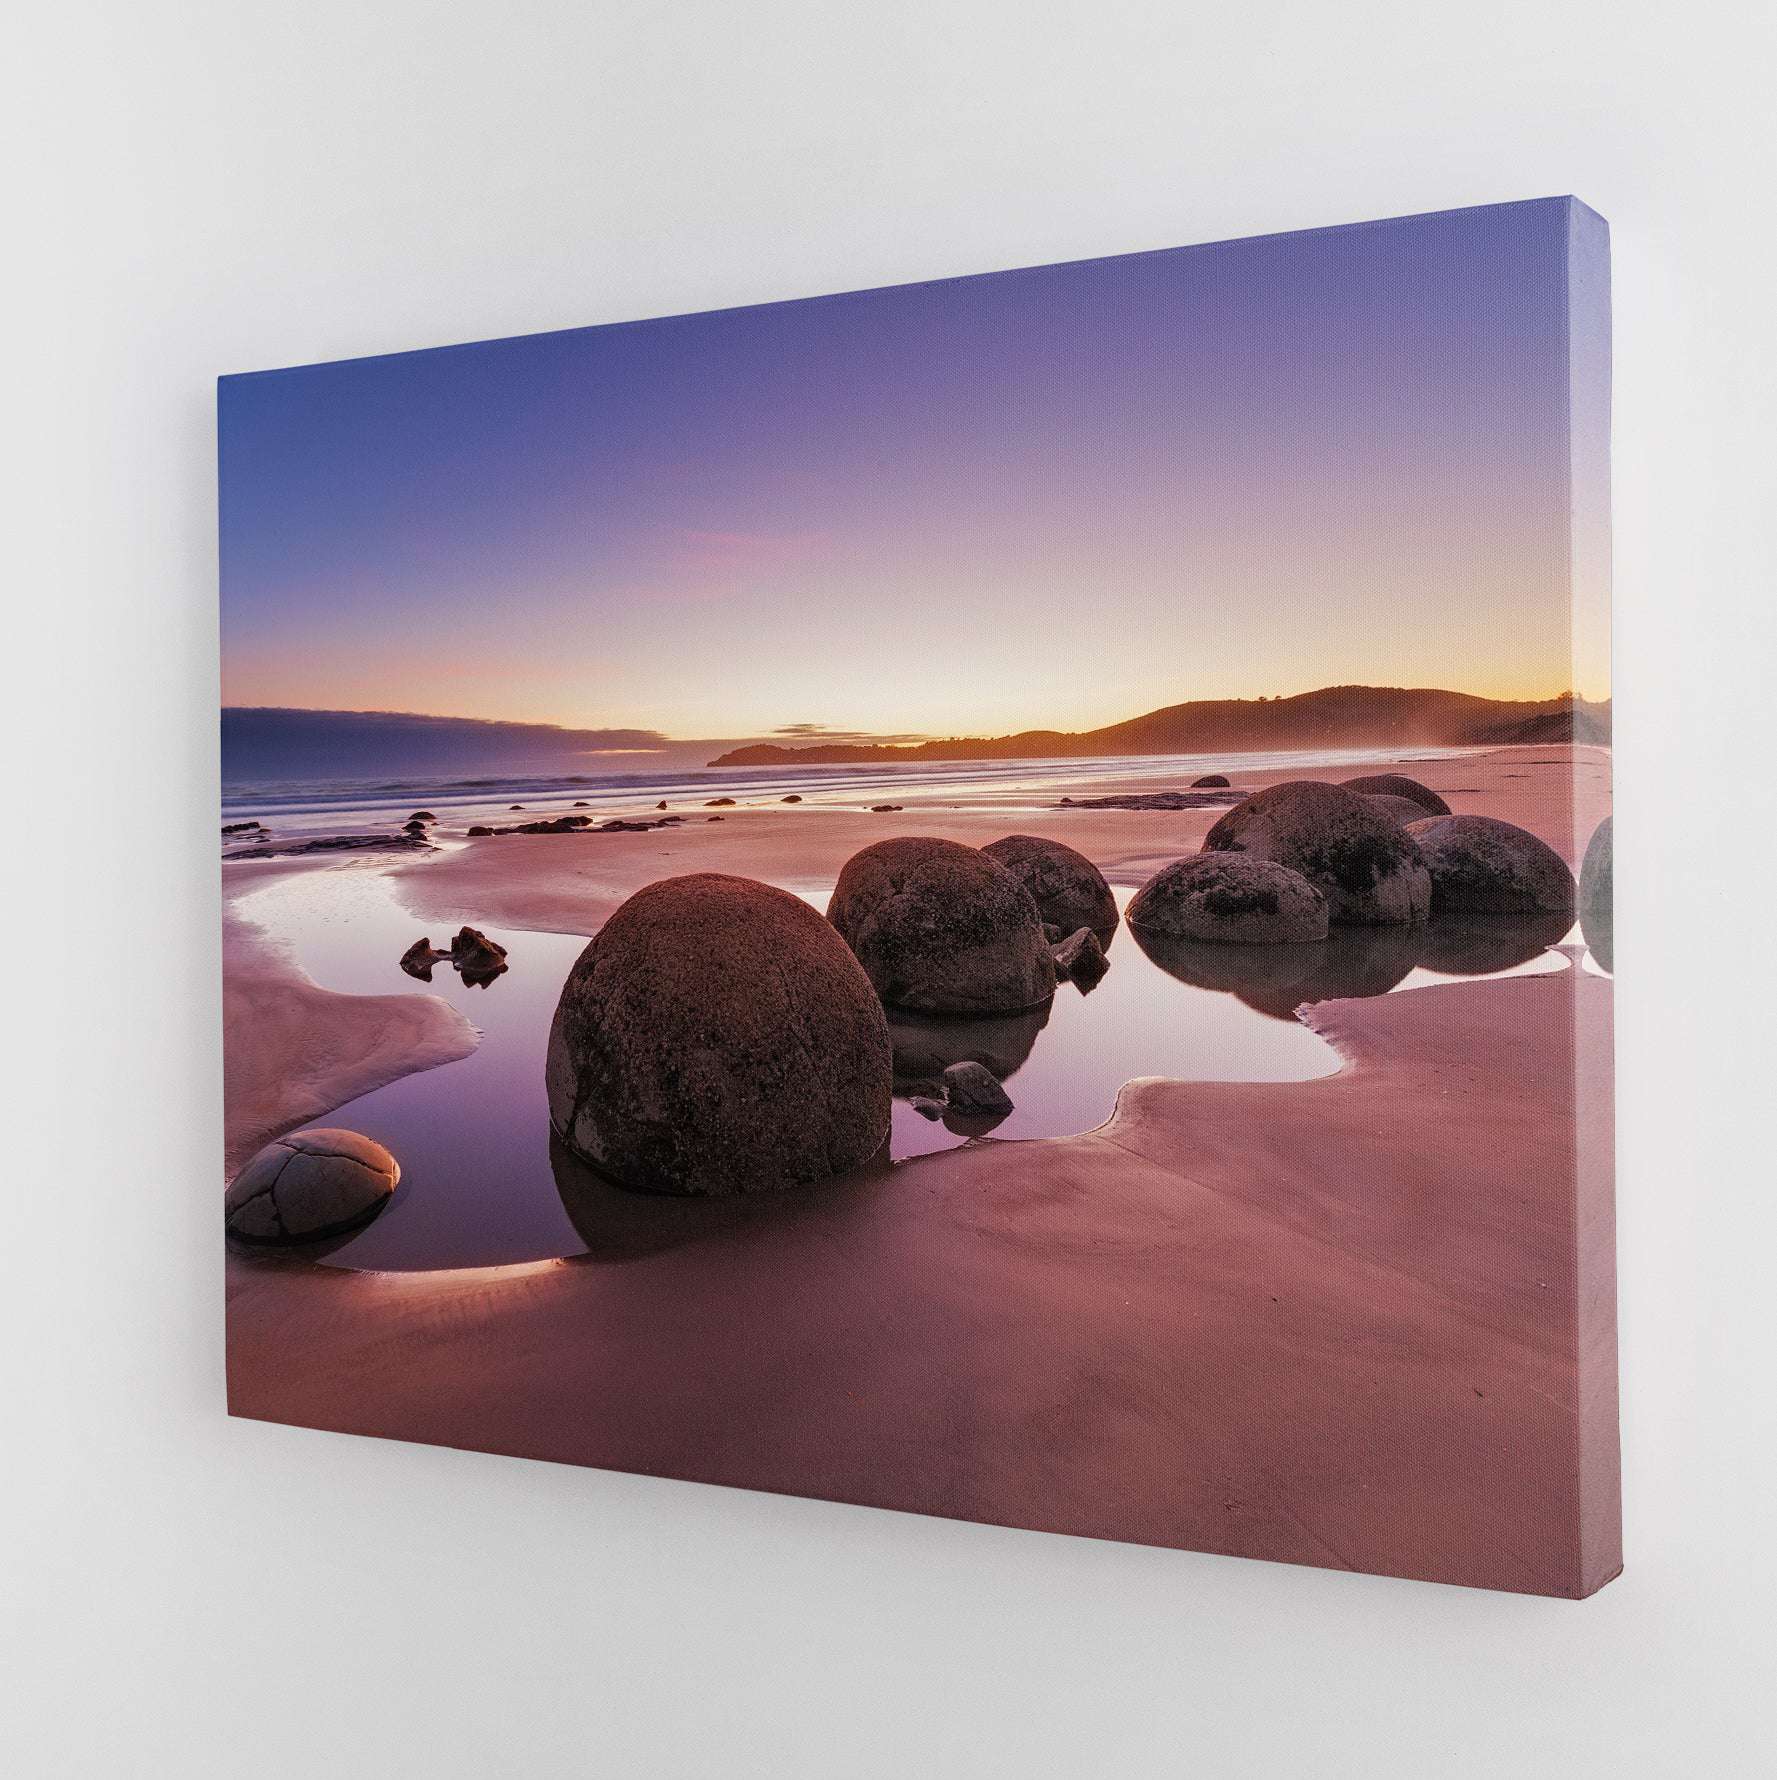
[220,198,1617,1596]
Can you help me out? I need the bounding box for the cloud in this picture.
[769,723,935,744]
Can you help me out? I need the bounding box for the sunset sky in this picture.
[219,198,1608,743]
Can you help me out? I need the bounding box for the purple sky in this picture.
[219,198,1607,740]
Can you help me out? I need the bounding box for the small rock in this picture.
[221,820,264,835]
[656,801,668,810]
[399,936,449,981]
[1051,926,1108,989]
[870,804,903,813]
[574,800,591,807]
[450,926,509,975]
[942,1060,1014,1115]
[708,815,725,822]
[1191,774,1230,788]
[706,797,737,806]
[510,804,525,810]
[408,810,437,823]
[225,1129,399,1244]
[782,794,803,803]
[467,824,493,836]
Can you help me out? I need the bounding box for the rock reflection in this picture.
[1131,913,1567,1022]
[550,1129,891,1263]
[885,1001,1052,1090]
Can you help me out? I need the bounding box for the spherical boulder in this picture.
[1128,853,1328,944]
[1191,773,1231,789]
[546,874,890,1195]
[225,1128,399,1243]
[982,833,1119,944]
[1363,793,1439,827]
[1202,780,1431,925]
[1339,773,1450,816]
[1579,816,1613,970]
[828,837,1056,1014]
[1404,815,1576,915]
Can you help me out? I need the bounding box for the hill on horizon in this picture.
[709,686,1612,766]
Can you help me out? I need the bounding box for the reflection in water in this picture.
[886,1002,1052,1089]
[1131,913,1572,1021]
[551,1130,895,1262]
[236,869,1574,1272]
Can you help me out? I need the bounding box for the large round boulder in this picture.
[546,873,891,1195]
[225,1128,399,1243]
[1404,815,1576,915]
[982,833,1119,944]
[1363,793,1439,827]
[828,837,1056,1014]
[1339,773,1450,816]
[1201,780,1431,926]
[1127,854,1328,944]
[1579,816,1613,970]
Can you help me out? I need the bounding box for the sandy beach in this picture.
[222,744,1616,1595]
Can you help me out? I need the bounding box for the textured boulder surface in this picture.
[982,833,1119,943]
[828,837,1056,1014]
[225,1128,399,1243]
[1363,793,1440,827]
[1579,815,1614,970]
[1128,853,1328,944]
[1405,815,1577,915]
[1202,781,1431,925]
[547,873,892,1196]
[1339,773,1451,816]
[943,1059,1014,1115]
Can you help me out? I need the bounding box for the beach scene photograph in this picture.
[219,197,1616,1596]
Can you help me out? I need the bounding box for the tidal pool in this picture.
[232,865,1573,1272]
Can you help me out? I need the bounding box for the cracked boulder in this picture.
[828,836,1056,1015]
[225,1128,399,1244]
[982,834,1119,945]
[1202,780,1431,926]
[1404,814,1577,915]
[547,873,891,1195]
[1128,853,1328,944]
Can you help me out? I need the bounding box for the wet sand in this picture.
[222,744,1616,1594]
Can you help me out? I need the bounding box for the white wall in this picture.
[7,3,1774,1774]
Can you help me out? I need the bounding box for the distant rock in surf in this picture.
[1190,773,1230,788]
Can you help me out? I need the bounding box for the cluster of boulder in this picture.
[543,832,1128,1192]
[400,925,509,986]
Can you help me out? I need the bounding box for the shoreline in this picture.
[221,743,1616,1593]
